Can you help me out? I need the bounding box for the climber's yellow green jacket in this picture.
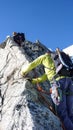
[21,52,73,130]
[21,53,64,84]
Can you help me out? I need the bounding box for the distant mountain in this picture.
[63,45,73,56]
[63,45,73,62]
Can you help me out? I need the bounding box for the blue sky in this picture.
[0,0,73,50]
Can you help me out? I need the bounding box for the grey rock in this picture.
[0,36,63,130]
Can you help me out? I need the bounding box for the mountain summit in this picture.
[0,35,62,130]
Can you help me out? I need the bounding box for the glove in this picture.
[21,71,26,77]
[51,83,61,105]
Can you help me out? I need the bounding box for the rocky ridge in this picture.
[0,36,63,130]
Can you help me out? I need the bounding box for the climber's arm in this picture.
[21,54,46,76]
[31,73,48,84]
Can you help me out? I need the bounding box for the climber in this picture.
[13,32,25,46]
[21,48,73,130]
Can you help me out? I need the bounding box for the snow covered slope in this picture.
[63,45,73,56]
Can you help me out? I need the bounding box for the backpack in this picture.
[51,48,73,77]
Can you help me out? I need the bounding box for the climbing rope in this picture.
[36,82,66,130]
[33,69,66,130]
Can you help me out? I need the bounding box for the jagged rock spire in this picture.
[0,36,63,130]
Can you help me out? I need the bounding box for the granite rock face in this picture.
[0,37,63,130]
